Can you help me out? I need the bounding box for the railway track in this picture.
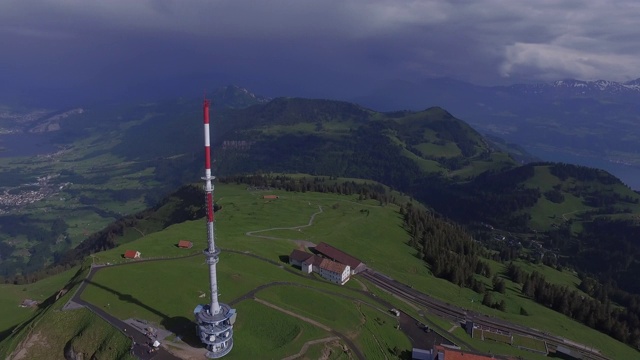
[361,270,610,360]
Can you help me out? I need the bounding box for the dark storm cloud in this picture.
[1,0,640,104]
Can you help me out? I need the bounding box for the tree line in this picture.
[507,263,640,348]
[401,203,493,293]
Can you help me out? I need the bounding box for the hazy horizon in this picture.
[2,1,640,106]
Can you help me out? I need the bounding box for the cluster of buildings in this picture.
[0,175,69,214]
[288,242,366,285]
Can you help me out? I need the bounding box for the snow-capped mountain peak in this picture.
[510,77,640,97]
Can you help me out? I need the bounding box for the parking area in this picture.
[395,310,454,348]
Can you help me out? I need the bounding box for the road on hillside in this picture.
[361,270,611,360]
[69,265,180,360]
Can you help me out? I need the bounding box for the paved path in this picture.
[70,266,180,360]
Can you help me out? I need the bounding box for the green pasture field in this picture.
[511,260,582,289]
[483,258,585,294]
[210,184,637,359]
[82,254,298,323]
[0,147,159,260]
[257,285,364,333]
[526,165,640,230]
[0,267,79,334]
[225,300,330,360]
[449,153,514,179]
[256,285,411,360]
[401,148,445,173]
[415,142,461,158]
[482,330,512,344]
[16,182,638,360]
[259,123,316,135]
[0,264,110,360]
[318,121,355,133]
[82,247,412,357]
[82,250,380,324]
[356,305,411,360]
[2,308,134,360]
[513,334,547,353]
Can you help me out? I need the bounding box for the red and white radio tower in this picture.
[194,99,236,358]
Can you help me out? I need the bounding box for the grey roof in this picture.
[289,249,313,263]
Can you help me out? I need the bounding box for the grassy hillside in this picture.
[3,95,640,356]
[217,100,514,183]
[3,182,638,359]
[7,93,635,285]
[0,262,134,360]
[0,267,78,339]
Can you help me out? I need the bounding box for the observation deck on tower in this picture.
[194,303,237,358]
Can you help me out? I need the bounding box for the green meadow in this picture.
[2,309,134,360]
[226,300,330,360]
[0,267,78,335]
[5,182,639,359]
[0,264,136,360]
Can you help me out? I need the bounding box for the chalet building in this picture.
[124,250,141,259]
[178,240,193,249]
[314,242,366,274]
[263,195,279,200]
[318,258,350,285]
[288,249,350,285]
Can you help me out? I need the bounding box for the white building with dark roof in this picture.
[314,242,366,274]
[318,258,350,285]
[288,249,350,285]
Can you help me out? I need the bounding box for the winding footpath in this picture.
[245,205,323,249]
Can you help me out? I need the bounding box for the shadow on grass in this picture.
[161,316,201,347]
[0,325,17,342]
[88,280,167,315]
[36,279,83,310]
[86,280,202,347]
[387,348,412,360]
[547,350,580,359]
[278,255,289,264]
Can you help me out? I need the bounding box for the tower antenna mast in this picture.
[194,98,236,358]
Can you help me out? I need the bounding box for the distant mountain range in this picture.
[353,77,640,189]
[509,78,640,97]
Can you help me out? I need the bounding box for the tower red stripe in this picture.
[203,99,210,124]
[205,147,211,170]
[207,193,214,222]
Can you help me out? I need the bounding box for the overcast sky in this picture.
[2,0,640,105]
